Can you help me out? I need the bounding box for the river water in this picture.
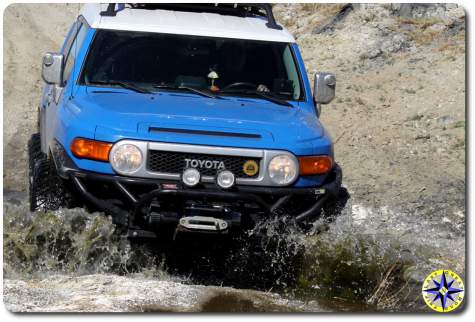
[2,189,465,312]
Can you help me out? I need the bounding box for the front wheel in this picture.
[28,133,77,211]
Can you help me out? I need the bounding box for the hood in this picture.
[71,87,325,151]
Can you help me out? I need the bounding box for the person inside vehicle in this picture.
[216,42,270,93]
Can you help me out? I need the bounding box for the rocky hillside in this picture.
[274,4,465,219]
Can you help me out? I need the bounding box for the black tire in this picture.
[28,133,78,212]
[28,133,42,180]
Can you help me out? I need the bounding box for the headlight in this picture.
[268,154,298,185]
[110,144,143,174]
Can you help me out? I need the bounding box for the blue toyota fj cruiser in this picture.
[29,3,342,239]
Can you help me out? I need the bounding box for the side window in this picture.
[282,46,301,100]
[63,22,88,85]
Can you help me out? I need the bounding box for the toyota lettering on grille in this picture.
[184,158,225,170]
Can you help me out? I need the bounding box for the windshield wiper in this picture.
[88,80,151,94]
[153,84,219,99]
[220,89,293,107]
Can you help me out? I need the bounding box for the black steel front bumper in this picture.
[67,165,341,223]
[52,141,342,235]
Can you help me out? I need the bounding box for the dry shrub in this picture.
[301,3,346,18]
[398,17,444,30]
[437,41,465,54]
[397,17,447,45]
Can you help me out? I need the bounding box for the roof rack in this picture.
[99,3,283,30]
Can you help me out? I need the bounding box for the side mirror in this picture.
[313,72,336,105]
[42,52,64,85]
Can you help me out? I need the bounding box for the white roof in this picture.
[81,4,295,43]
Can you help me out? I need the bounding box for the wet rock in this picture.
[403,264,431,284]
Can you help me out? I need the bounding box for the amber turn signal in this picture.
[299,155,333,175]
[70,138,112,162]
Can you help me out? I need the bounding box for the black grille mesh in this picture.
[147,150,260,178]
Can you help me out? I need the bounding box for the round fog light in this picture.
[182,168,200,187]
[217,170,235,189]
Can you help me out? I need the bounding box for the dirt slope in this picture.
[3,3,79,191]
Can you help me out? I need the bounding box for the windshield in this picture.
[80,30,303,100]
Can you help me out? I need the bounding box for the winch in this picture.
[146,200,242,233]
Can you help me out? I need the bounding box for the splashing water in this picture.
[3,201,164,279]
[290,198,465,311]
[3,190,465,312]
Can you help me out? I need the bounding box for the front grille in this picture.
[147,150,260,178]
